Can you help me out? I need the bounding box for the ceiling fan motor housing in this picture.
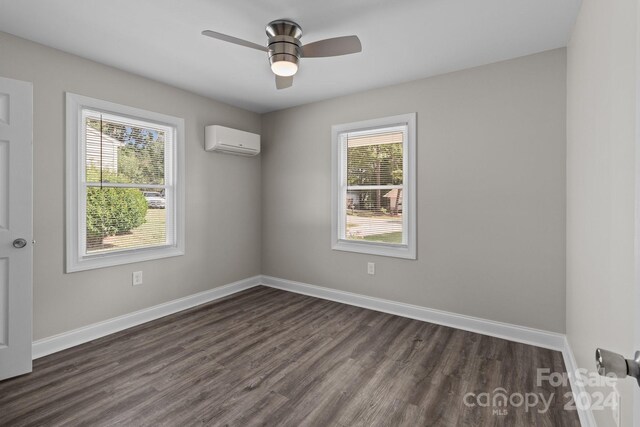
[266,20,302,72]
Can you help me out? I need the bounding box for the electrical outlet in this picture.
[132,271,143,286]
[367,262,375,275]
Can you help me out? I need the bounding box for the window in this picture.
[66,93,184,272]
[331,113,416,259]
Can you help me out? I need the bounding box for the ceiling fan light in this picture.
[271,60,298,77]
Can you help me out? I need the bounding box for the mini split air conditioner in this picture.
[205,125,260,156]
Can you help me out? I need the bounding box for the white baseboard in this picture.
[32,275,567,357]
[31,272,594,425]
[260,275,566,351]
[561,337,597,427]
[32,275,262,359]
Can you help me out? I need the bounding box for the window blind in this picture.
[342,127,405,245]
[82,109,173,255]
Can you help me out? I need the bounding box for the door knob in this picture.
[596,348,640,387]
[12,238,27,249]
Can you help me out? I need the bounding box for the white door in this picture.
[0,76,33,381]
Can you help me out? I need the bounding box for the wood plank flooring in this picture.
[0,286,580,426]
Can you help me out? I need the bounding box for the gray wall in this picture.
[262,49,567,333]
[566,0,638,425]
[0,32,262,340]
[1,30,569,343]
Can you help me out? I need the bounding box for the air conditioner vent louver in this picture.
[205,125,260,156]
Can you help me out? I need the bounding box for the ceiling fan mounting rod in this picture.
[266,19,302,39]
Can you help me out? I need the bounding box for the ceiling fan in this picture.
[202,19,362,90]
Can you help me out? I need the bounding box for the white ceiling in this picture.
[0,0,581,113]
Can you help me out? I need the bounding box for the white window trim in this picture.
[331,113,417,260]
[65,93,185,272]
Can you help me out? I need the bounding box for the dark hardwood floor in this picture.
[0,286,580,426]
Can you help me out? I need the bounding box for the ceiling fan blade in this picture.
[301,35,362,58]
[276,75,294,90]
[201,30,267,52]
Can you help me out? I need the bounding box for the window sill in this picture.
[332,239,416,260]
[67,246,184,272]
